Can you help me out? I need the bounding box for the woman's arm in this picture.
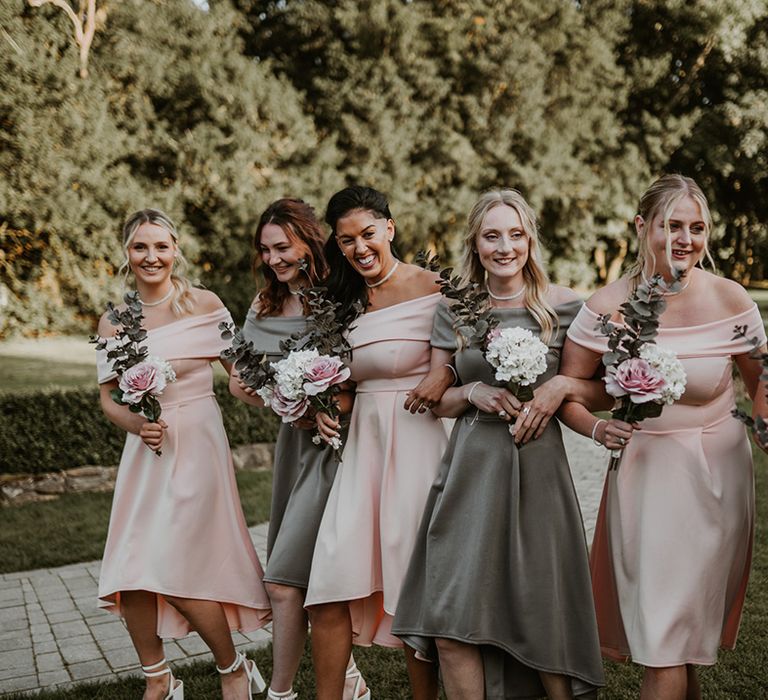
[228,369,266,408]
[431,382,521,420]
[99,381,167,451]
[735,344,768,452]
[404,347,455,413]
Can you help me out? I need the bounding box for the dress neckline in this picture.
[363,292,441,316]
[581,301,761,331]
[145,307,228,334]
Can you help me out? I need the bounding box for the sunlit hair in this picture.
[252,198,329,318]
[119,208,194,317]
[459,189,558,344]
[627,174,716,291]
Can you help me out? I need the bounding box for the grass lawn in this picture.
[0,471,272,573]
[2,449,767,698]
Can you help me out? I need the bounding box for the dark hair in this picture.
[253,198,329,318]
[323,186,399,323]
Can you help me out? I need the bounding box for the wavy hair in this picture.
[120,208,195,317]
[459,189,558,344]
[252,198,329,318]
[627,174,716,291]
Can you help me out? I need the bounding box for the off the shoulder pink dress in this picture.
[567,303,766,666]
[304,293,448,647]
[96,307,272,639]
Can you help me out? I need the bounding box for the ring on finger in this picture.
[619,437,626,446]
[522,405,531,416]
[498,410,508,419]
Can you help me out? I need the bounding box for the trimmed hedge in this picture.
[0,378,280,475]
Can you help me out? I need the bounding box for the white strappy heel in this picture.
[345,660,371,700]
[141,658,184,700]
[267,688,298,700]
[216,650,266,698]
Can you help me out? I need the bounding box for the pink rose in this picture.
[487,328,501,343]
[604,358,667,404]
[270,387,310,422]
[119,361,166,404]
[302,356,351,397]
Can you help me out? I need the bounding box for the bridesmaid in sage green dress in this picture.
[230,198,357,700]
[393,189,608,700]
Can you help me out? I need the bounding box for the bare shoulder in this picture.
[703,272,755,315]
[547,284,581,306]
[407,265,442,295]
[190,287,226,314]
[97,311,119,338]
[585,278,631,317]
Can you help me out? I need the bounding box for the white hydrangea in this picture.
[147,355,176,383]
[485,327,548,386]
[639,343,687,404]
[270,349,320,400]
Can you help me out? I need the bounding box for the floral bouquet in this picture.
[597,273,687,470]
[731,324,768,448]
[92,291,176,456]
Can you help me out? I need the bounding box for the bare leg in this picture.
[308,602,352,700]
[685,665,701,700]
[265,582,308,693]
[433,638,482,699]
[539,671,574,700]
[121,590,172,700]
[403,644,439,699]
[163,595,249,700]
[640,665,688,700]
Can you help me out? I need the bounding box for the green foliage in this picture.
[0,378,279,475]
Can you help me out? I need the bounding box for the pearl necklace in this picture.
[486,284,525,301]
[365,260,400,288]
[641,272,691,296]
[139,287,174,307]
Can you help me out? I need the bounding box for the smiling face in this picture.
[259,222,307,286]
[475,204,530,287]
[334,209,396,284]
[127,222,177,288]
[638,195,707,278]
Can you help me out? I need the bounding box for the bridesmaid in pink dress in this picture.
[307,187,454,700]
[559,175,767,700]
[96,209,271,700]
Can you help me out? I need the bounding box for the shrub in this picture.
[0,378,279,476]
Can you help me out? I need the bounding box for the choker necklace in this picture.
[641,272,691,296]
[139,287,174,307]
[486,284,525,301]
[366,260,400,288]
[287,286,303,296]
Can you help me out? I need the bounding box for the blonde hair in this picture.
[119,208,195,317]
[627,174,716,291]
[460,189,558,344]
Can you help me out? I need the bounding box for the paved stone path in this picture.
[0,427,608,697]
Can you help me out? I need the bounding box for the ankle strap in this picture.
[142,658,169,677]
[267,688,297,700]
[216,651,245,675]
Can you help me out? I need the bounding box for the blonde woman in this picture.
[560,174,768,700]
[96,209,271,700]
[393,189,606,699]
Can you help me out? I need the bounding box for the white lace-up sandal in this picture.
[345,660,371,700]
[141,658,184,700]
[216,650,266,698]
[267,688,298,700]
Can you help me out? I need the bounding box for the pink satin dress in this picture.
[96,307,271,638]
[304,293,448,647]
[567,303,766,666]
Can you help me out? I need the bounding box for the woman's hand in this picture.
[465,382,521,421]
[291,406,317,431]
[598,418,635,451]
[315,411,341,443]
[237,377,260,397]
[404,365,454,414]
[139,420,167,451]
[512,376,568,444]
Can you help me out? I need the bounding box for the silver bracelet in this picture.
[591,419,607,446]
[444,363,458,386]
[467,381,482,407]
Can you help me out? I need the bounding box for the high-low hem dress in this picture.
[241,310,343,589]
[96,308,272,639]
[304,292,449,648]
[567,303,767,667]
[393,300,604,699]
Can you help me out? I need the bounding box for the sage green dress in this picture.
[392,300,604,699]
[242,309,342,588]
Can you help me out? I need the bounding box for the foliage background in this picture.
[1,0,767,337]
